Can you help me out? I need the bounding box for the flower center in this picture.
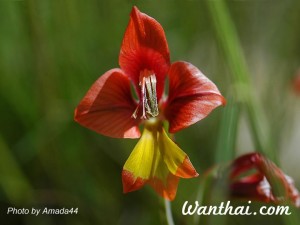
[132,69,159,120]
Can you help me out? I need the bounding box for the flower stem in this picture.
[164,199,175,225]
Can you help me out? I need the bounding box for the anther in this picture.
[131,70,159,119]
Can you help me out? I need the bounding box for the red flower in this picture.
[230,153,300,207]
[75,6,225,200]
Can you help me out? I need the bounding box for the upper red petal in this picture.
[119,6,170,100]
[164,61,226,133]
[74,69,141,138]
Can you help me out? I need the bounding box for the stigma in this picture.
[132,69,159,119]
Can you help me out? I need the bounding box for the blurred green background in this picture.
[0,0,300,224]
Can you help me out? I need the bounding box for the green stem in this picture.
[164,199,175,225]
[206,0,277,163]
[215,97,240,164]
[194,167,218,225]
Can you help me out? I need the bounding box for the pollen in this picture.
[132,69,159,119]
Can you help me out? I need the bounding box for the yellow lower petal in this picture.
[122,119,198,200]
[158,128,199,178]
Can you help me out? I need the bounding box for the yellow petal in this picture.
[122,120,198,200]
[158,128,199,178]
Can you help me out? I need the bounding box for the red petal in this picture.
[165,61,226,133]
[230,153,262,179]
[230,174,271,202]
[119,6,170,100]
[229,153,300,207]
[175,156,199,178]
[148,173,179,201]
[74,69,141,138]
[122,170,146,193]
[122,169,179,201]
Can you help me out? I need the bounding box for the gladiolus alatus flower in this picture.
[75,6,225,200]
[230,153,300,207]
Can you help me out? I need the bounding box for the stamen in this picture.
[131,105,139,119]
[145,75,159,117]
[131,70,159,119]
[141,76,147,119]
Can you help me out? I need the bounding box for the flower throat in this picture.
[132,69,159,119]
